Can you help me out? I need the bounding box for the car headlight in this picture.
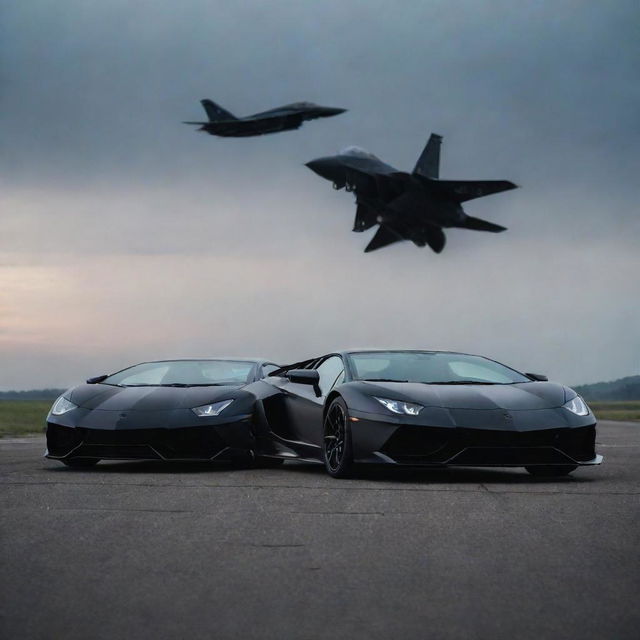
[374,397,423,416]
[192,399,234,417]
[563,395,590,416]
[51,396,78,415]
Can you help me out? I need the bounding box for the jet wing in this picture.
[218,114,304,136]
[434,180,518,202]
[244,113,303,127]
[364,225,404,252]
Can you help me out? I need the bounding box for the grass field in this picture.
[0,399,638,438]
[591,401,640,422]
[0,401,51,437]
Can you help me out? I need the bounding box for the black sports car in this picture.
[45,358,280,467]
[247,350,603,478]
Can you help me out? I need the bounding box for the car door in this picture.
[253,359,317,444]
[284,355,345,446]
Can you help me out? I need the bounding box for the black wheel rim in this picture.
[324,404,346,471]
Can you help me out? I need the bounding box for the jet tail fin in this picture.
[413,133,442,179]
[459,216,507,233]
[200,99,237,122]
[364,226,403,252]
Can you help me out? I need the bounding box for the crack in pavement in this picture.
[245,543,305,548]
[291,511,385,516]
[5,505,193,514]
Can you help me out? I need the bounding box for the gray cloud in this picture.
[1,0,639,389]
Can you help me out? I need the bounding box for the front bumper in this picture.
[45,417,254,462]
[349,416,602,467]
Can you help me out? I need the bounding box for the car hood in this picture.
[355,381,568,411]
[67,383,244,411]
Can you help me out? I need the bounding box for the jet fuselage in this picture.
[184,100,346,137]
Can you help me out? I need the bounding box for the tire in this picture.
[322,397,354,478]
[63,458,100,468]
[525,464,578,477]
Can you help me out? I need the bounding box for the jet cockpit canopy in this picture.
[338,146,381,161]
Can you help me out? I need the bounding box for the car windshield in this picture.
[348,352,530,385]
[102,360,256,387]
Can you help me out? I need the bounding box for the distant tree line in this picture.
[575,375,640,402]
[0,389,66,401]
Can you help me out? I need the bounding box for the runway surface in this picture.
[1,421,639,639]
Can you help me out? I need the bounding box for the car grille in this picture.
[381,425,596,465]
[46,423,83,457]
[47,423,227,460]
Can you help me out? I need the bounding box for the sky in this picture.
[1,0,639,390]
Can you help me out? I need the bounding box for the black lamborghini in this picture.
[247,350,603,478]
[45,358,280,467]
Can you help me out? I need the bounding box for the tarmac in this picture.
[1,420,638,640]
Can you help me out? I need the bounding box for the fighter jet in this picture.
[305,134,518,253]
[183,99,346,137]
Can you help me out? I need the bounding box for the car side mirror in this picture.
[86,375,108,384]
[285,369,321,397]
[525,372,548,382]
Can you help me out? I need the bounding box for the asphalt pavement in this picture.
[1,421,639,640]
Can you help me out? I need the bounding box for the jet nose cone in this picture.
[305,157,336,179]
[319,106,347,117]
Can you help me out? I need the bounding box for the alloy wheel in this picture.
[324,403,346,472]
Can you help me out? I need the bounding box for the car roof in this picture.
[127,358,278,366]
